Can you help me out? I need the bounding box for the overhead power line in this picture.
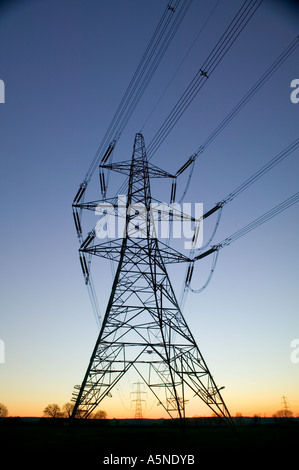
[193,35,299,157]
[173,34,299,205]
[141,0,222,132]
[180,190,298,305]
[104,1,275,208]
[174,35,299,185]
[75,0,193,192]
[147,0,263,159]
[72,1,195,326]
[182,191,299,299]
[221,138,299,204]
[193,191,299,261]
[114,0,271,210]
[184,138,298,254]
[192,137,299,224]
[180,139,298,306]
[217,191,299,249]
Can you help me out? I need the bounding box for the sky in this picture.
[0,0,298,420]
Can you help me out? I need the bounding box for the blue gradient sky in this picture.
[0,0,298,418]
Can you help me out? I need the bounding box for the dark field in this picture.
[1,418,298,465]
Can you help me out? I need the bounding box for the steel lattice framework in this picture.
[71,133,233,426]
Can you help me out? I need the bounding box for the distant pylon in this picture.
[131,382,146,419]
[71,133,234,427]
[281,395,292,417]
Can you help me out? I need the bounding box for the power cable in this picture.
[147,0,263,160]
[190,191,299,263]
[174,34,299,200]
[141,0,222,132]
[216,191,299,249]
[73,1,194,327]
[76,0,193,192]
[180,138,298,307]
[221,138,299,205]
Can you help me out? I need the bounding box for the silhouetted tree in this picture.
[0,403,8,418]
[273,409,293,419]
[62,402,74,418]
[43,403,62,418]
[93,410,107,419]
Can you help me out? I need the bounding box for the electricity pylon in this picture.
[71,133,233,426]
[281,395,292,418]
[131,382,146,419]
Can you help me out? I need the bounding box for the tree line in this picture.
[0,402,106,419]
[43,402,107,419]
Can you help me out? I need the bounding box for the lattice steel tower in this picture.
[131,382,146,420]
[71,133,233,426]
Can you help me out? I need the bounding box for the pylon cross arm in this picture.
[101,160,175,179]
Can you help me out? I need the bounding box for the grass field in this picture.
[1,418,298,465]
